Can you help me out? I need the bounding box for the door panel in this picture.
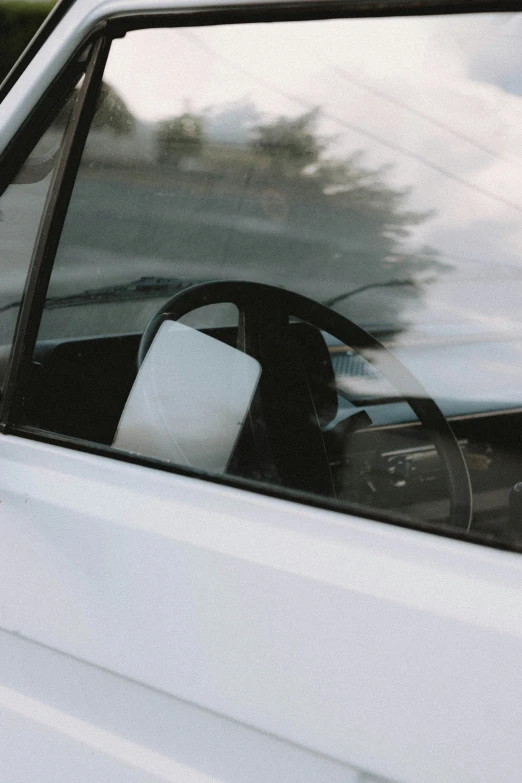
[0,629,373,783]
[0,433,521,782]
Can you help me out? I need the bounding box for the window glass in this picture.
[28,14,522,544]
[0,89,78,375]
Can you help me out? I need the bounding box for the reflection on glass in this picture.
[44,15,521,343]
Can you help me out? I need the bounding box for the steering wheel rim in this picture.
[139,280,473,530]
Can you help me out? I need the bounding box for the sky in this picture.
[100,12,522,330]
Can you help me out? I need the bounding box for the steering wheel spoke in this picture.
[236,286,288,358]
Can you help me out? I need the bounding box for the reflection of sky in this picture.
[101,13,521,338]
[465,13,522,96]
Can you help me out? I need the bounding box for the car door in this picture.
[0,3,522,782]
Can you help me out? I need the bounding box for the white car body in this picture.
[0,1,521,781]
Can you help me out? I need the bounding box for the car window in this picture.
[22,13,522,545]
[0,86,79,390]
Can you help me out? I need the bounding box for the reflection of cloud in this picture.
[205,98,260,144]
[462,13,522,96]
[336,374,396,400]
[426,215,522,270]
[402,279,522,337]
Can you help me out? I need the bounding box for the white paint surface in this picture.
[0,434,521,781]
[0,628,382,782]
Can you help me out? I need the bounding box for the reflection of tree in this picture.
[92,83,134,135]
[157,110,205,165]
[53,81,135,135]
[251,108,324,176]
[314,153,429,242]
[247,108,447,324]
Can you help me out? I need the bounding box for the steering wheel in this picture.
[139,280,472,530]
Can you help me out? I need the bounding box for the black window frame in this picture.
[0,33,111,426]
[2,0,521,556]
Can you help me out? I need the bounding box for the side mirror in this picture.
[113,321,261,472]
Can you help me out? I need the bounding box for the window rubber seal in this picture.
[9,422,522,556]
[0,34,111,427]
[104,0,522,40]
